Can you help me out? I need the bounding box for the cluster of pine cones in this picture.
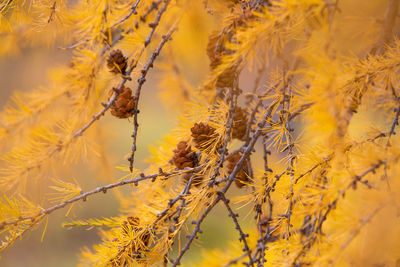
[171,106,249,187]
[106,50,136,119]
[206,7,254,89]
[206,31,237,88]
[105,47,251,187]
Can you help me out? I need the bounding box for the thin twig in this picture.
[171,195,221,267]
[160,175,195,263]
[219,192,254,266]
[128,15,178,172]
[386,101,400,147]
[244,98,262,144]
[134,0,163,29]
[109,0,141,29]
[0,166,201,229]
[288,102,314,121]
[154,171,196,223]
[59,0,160,51]
[280,68,296,230]
[223,253,247,267]
[292,159,387,265]
[294,153,334,184]
[254,135,273,266]
[210,87,238,184]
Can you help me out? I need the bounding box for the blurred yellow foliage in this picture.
[1,0,400,266]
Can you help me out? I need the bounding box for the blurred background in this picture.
[0,30,257,267]
[0,0,394,266]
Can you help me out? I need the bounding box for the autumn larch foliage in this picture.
[1,0,400,266]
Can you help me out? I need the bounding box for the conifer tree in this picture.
[1,0,400,266]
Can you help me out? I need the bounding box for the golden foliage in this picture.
[1,0,400,266]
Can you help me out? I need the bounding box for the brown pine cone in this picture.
[207,31,225,69]
[107,49,127,74]
[232,107,248,140]
[109,85,135,118]
[226,151,249,188]
[172,141,198,169]
[182,173,203,187]
[206,31,237,88]
[216,65,236,88]
[191,122,217,150]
